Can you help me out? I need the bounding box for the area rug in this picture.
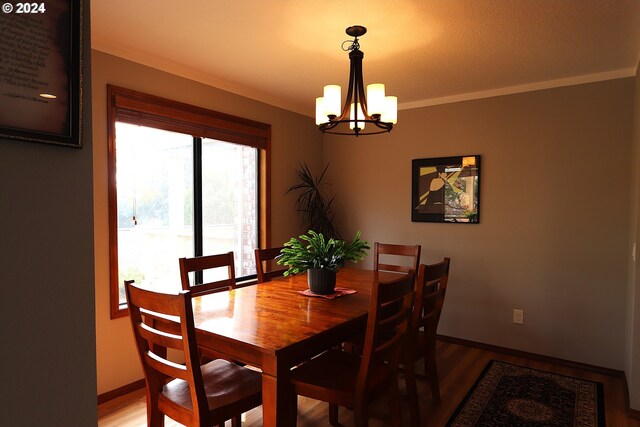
[446,360,605,426]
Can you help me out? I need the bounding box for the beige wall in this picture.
[628,61,640,409]
[92,50,322,394]
[324,79,634,370]
[1,3,96,424]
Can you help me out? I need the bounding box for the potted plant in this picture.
[286,162,340,239]
[277,230,369,294]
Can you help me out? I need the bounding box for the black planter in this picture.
[307,269,337,295]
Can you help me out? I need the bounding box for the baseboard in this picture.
[623,374,640,419]
[628,407,640,419]
[97,379,145,404]
[436,334,624,378]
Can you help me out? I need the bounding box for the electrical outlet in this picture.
[513,309,524,325]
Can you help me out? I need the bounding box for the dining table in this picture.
[190,267,402,427]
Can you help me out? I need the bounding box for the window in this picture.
[108,86,270,318]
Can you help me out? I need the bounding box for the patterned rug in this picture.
[446,360,605,426]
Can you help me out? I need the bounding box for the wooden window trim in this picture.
[107,85,271,319]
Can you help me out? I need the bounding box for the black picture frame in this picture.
[0,0,83,148]
[411,155,481,223]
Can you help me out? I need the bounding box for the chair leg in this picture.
[425,349,441,405]
[404,358,421,427]
[354,400,368,427]
[147,408,164,427]
[146,390,164,427]
[292,394,299,427]
[329,403,339,425]
[231,414,242,426]
[388,379,402,427]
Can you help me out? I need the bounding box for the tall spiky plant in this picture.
[286,162,341,239]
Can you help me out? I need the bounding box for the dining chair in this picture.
[341,242,421,355]
[290,270,416,427]
[403,258,451,426]
[374,242,421,274]
[254,246,286,283]
[179,252,247,364]
[179,252,236,296]
[124,280,262,427]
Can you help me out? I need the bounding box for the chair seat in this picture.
[160,359,262,417]
[291,349,392,408]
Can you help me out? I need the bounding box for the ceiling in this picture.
[91,0,640,117]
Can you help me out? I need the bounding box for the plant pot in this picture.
[307,269,337,295]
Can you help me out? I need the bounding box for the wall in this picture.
[628,61,640,409]
[0,3,96,425]
[92,50,323,394]
[324,79,633,370]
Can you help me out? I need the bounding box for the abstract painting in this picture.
[412,155,481,223]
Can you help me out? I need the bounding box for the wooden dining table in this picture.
[190,267,401,427]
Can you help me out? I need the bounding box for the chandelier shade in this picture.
[315,26,397,136]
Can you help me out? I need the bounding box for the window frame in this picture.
[107,85,271,319]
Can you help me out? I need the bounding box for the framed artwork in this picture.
[0,0,83,147]
[412,155,481,223]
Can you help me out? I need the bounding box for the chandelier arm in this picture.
[319,118,393,134]
[321,124,391,135]
[352,56,364,135]
[372,121,393,131]
[335,49,359,121]
[353,52,370,119]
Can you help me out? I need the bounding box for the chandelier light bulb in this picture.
[350,103,366,130]
[323,85,341,117]
[381,96,398,124]
[366,83,386,116]
[315,97,326,125]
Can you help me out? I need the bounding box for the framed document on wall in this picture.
[0,0,83,148]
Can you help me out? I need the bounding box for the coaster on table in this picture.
[298,287,357,300]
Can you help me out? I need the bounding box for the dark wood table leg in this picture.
[262,358,295,427]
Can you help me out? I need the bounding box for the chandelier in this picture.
[315,26,397,136]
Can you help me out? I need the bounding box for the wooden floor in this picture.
[98,340,639,426]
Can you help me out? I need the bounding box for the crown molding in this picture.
[91,38,309,116]
[92,38,635,117]
[399,68,637,110]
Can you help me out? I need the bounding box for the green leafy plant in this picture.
[277,230,369,276]
[287,162,340,239]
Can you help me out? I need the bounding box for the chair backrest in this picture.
[179,252,236,296]
[357,270,416,394]
[374,242,421,274]
[411,258,451,340]
[254,247,287,283]
[125,280,209,425]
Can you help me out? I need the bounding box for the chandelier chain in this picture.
[341,38,360,52]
